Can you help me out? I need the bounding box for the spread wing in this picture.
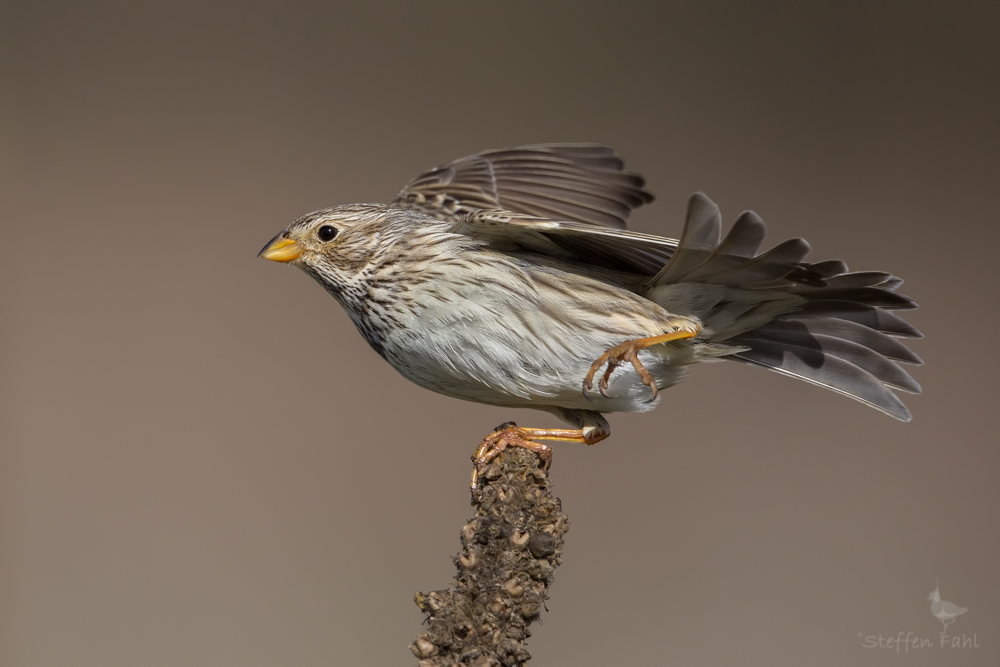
[392,143,654,228]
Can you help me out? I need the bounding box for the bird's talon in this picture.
[582,326,700,402]
[598,361,617,397]
[468,424,561,496]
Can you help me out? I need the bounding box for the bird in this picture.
[928,582,968,633]
[258,143,922,494]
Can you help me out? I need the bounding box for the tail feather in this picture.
[733,329,921,394]
[755,317,923,365]
[714,210,767,258]
[730,341,913,421]
[815,270,895,290]
[804,259,850,277]
[880,276,905,291]
[682,210,767,281]
[702,238,811,285]
[791,286,918,310]
[652,193,723,282]
[648,193,923,420]
[792,301,922,338]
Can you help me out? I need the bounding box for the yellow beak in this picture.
[258,233,302,263]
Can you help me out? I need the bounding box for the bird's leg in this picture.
[470,422,607,497]
[583,323,702,402]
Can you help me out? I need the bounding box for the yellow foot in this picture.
[582,325,701,402]
[470,422,600,498]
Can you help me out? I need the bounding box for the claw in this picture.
[581,324,701,401]
[469,423,589,497]
[598,360,619,398]
[626,351,659,403]
[582,351,612,399]
[645,378,659,403]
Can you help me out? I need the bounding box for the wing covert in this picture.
[392,143,654,228]
[460,210,678,275]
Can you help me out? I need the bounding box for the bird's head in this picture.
[258,204,408,298]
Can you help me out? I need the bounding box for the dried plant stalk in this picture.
[411,445,570,666]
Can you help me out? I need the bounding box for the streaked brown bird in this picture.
[259,144,922,493]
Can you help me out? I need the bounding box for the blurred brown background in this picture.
[2,2,998,665]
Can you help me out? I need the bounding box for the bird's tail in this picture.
[646,193,922,421]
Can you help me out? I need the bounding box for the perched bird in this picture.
[259,144,922,492]
[928,583,968,633]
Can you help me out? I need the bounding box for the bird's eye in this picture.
[317,225,338,242]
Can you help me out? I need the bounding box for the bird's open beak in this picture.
[258,233,302,262]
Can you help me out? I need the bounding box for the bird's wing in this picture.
[392,143,654,228]
[459,209,679,276]
[940,602,968,616]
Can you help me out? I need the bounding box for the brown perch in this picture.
[410,445,570,666]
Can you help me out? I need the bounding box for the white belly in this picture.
[362,259,696,414]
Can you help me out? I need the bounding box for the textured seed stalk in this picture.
[410,447,569,666]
